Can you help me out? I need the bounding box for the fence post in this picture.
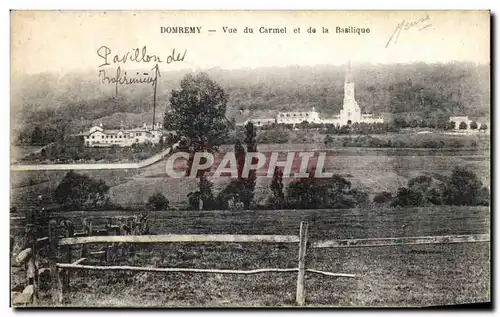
[61,220,74,295]
[48,220,63,305]
[296,221,308,306]
[81,218,92,258]
[27,209,39,305]
[105,218,112,262]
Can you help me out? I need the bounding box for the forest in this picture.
[12,62,490,146]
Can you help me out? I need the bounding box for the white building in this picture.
[247,118,277,127]
[337,62,384,125]
[449,116,473,129]
[249,62,384,126]
[276,108,320,124]
[81,122,163,147]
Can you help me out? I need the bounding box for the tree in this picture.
[235,140,246,179]
[54,171,110,210]
[408,119,419,128]
[393,117,408,129]
[146,193,170,211]
[242,122,258,209]
[479,123,488,130]
[187,174,216,210]
[217,179,245,210]
[444,166,489,206]
[446,121,456,130]
[324,134,333,145]
[270,167,285,209]
[373,191,392,204]
[218,140,246,209]
[165,73,230,180]
[287,171,358,209]
[459,121,468,130]
[164,73,230,153]
[391,175,446,207]
[469,121,478,129]
[165,73,230,209]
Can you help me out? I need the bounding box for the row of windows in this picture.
[86,138,140,145]
[279,113,310,117]
[87,132,146,139]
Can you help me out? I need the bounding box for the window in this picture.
[86,136,89,139]
[119,135,122,138]
[102,136,104,139]
[92,136,95,139]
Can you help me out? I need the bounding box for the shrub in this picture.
[373,191,392,204]
[54,171,110,210]
[145,193,170,211]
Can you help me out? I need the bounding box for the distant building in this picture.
[276,108,320,125]
[449,116,473,129]
[80,122,163,147]
[247,62,384,126]
[247,118,277,127]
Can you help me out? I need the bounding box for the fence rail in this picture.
[58,234,300,245]
[312,234,490,249]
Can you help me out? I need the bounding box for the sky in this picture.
[10,10,490,74]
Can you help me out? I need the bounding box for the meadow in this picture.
[21,206,490,307]
[10,145,490,210]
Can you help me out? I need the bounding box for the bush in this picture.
[54,171,110,210]
[459,121,468,130]
[390,167,490,207]
[286,173,367,209]
[444,166,490,206]
[373,191,392,204]
[257,129,289,144]
[145,193,170,211]
[470,121,478,129]
[324,134,334,145]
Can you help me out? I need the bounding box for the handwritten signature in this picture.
[385,13,432,48]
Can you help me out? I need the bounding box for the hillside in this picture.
[11,62,490,144]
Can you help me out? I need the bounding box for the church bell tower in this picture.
[340,61,361,125]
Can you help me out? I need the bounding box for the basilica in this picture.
[246,62,384,127]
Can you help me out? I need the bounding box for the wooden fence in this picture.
[11,213,490,307]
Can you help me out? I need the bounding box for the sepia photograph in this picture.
[9,10,491,308]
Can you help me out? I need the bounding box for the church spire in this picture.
[345,61,353,83]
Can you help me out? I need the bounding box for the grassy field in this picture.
[10,145,489,210]
[19,206,489,307]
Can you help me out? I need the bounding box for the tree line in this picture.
[13,62,489,146]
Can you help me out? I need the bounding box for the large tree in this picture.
[165,73,230,210]
[242,122,258,209]
[164,73,230,153]
[270,167,285,209]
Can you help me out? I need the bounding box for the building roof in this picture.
[449,116,470,121]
